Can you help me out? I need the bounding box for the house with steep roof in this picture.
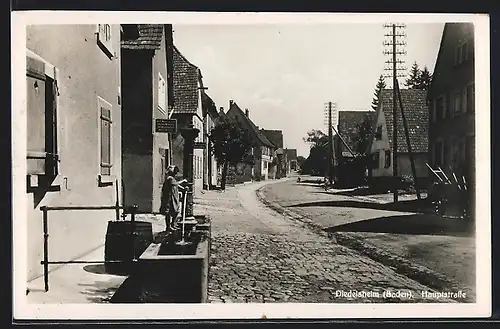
[120,24,172,212]
[260,129,285,179]
[367,88,429,187]
[225,100,277,181]
[428,23,475,190]
[170,44,205,196]
[25,24,123,281]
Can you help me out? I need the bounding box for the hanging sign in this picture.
[155,119,177,133]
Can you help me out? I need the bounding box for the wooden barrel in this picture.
[104,220,153,274]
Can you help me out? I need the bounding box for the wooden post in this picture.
[392,24,399,203]
[42,206,49,292]
[396,80,421,200]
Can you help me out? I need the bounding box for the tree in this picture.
[296,156,306,170]
[210,115,254,190]
[371,75,387,111]
[416,66,433,91]
[354,116,374,155]
[303,129,328,148]
[302,130,329,176]
[405,61,421,89]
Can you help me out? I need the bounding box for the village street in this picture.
[195,177,468,304]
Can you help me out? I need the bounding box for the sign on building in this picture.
[194,142,205,149]
[155,119,177,133]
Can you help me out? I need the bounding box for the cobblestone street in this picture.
[195,180,456,304]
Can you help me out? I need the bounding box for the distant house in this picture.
[121,24,171,212]
[260,129,284,179]
[170,45,205,197]
[26,24,123,281]
[225,101,276,182]
[367,89,429,188]
[201,91,219,189]
[284,148,298,174]
[427,23,475,189]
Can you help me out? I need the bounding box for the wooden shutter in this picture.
[100,106,112,175]
[26,56,47,174]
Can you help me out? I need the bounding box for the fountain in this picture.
[110,123,210,303]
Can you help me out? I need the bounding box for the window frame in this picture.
[158,72,167,114]
[97,96,114,183]
[26,49,61,188]
[453,89,462,116]
[375,125,382,140]
[96,24,114,58]
[434,139,444,167]
[466,82,475,114]
[384,150,391,168]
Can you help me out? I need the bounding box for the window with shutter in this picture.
[97,24,114,58]
[26,51,59,179]
[98,97,113,176]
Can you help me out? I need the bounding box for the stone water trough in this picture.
[110,215,211,303]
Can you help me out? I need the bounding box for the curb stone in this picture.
[255,185,475,303]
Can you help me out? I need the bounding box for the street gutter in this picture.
[255,185,475,303]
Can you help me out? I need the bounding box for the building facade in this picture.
[260,129,284,179]
[201,92,219,189]
[427,23,475,189]
[225,101,275,182]
[26,24,122,281]
[170,45,205,197]
[120,24,171,213]
[368,89,429,188]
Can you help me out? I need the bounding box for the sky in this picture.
[172,23,445,158]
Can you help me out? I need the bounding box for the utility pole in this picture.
[383,23,407,203]
[324,102,337,185]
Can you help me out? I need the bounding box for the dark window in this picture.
[435,97,445,120]
[375,125,382,140]
[26,54,58,178]
[384,150,391,168]
[467,83,475,113]
[434,140,443,167]
[373,152,380,169]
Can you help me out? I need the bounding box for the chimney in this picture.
[219,106,224,113]
[229,99,234,108]
[245,109,249,117]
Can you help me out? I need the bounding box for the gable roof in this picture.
[201,92,219,119]
[338,110,376,154]
[260,129,284,149]
[172,45,200,115]
[379,88,429,153]
[226,102,275,148]
[121,24,164,50]
[285,149,297,161]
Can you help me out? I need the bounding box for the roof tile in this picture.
[121,24,164,50]
[380,88,429,153]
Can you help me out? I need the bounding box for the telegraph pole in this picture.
[324,102,337,185]
[383,23,407,203]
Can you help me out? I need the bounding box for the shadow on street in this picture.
[323,213,474,237]
[288,198,433,213]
